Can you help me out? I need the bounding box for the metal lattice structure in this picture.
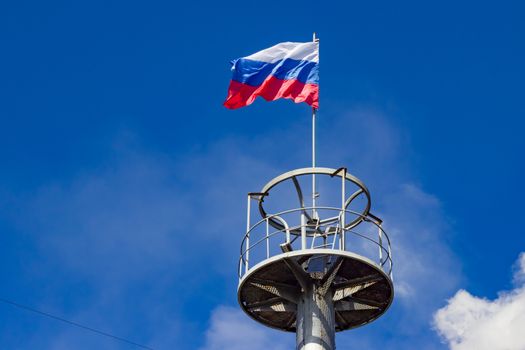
[237,167,394,350]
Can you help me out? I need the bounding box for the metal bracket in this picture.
[248,192,269,202]
[330,167,347,177]
[283,258,311,292]
[364,212,383,225]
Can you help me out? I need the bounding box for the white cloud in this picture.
[433,252,525,350]
[513,252,525,285]
[199,306,293,350]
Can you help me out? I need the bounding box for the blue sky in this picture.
[1,1,524,349]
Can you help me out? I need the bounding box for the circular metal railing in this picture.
[238,206,392,280]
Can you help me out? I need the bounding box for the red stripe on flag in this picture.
[223,76,319,110]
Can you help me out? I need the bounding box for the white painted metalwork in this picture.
[245,195,251,273]
[239,205,392,278]
[239,168,392,280]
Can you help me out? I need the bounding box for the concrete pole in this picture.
[296,284,335,350]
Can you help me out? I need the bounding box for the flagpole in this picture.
[312,32,318,220]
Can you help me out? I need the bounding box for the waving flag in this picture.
[224,42,319,109]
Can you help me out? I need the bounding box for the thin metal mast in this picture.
[312,32,319,220]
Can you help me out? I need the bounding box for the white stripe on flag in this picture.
[243,42,319,64]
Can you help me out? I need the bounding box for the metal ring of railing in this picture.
[241,224,391,266]
[239,206,392,278]
[239,228,391,274]
[240,208,391,258]
[256,168,372,237]
[241,206,390,249]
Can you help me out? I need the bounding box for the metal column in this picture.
[296,284,335,350]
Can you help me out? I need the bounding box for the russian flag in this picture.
[224,42,319,110]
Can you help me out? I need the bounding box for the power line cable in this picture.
[0,297,155,350]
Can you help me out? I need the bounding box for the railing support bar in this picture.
[246,194,251,273]
[341,168,347,250]
[378,223,383,265]
[266,217,270,259]
[301,213,307,250]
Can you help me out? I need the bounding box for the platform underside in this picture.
[238,249,393,332]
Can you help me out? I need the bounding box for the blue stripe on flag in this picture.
[231,58,319,86]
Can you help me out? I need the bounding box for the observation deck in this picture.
[237,167,394,336]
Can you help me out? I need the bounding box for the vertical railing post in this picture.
[245,194,251,273]
[378,224,383,266]
[388,242,393,281]
[341,168,346,251]
[301,213,307,250]
[238,257,242,280]
[266,217,270,259]
[286,221,291,244]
